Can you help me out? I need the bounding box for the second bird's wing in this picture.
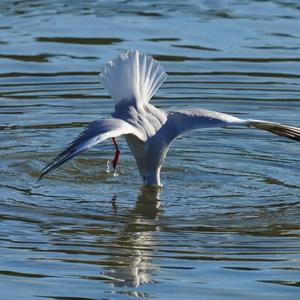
[38,118,145,181]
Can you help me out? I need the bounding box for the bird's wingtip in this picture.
[35,172,45,184]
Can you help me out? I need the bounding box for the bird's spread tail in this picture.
[99,50,167,104]
[249,120,300,142]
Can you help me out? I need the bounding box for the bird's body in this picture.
[38,50,300,187]
[121,103,167,186]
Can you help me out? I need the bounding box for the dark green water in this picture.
[1,1,300,299]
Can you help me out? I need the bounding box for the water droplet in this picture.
[106,160,113,173]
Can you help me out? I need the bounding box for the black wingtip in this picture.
[35,174,44,184]
[35,168,48,184]
[35,162,59,184]
[35,159,58,185]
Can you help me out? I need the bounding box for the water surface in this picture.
[1,1,300,299]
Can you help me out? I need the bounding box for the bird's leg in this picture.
[112,137,120,169]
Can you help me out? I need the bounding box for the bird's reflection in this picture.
[103,186,162,288]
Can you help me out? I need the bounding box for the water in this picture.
[1,0,300,299]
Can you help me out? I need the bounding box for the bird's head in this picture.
[141,168,163,188]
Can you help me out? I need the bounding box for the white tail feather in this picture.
[99,50,167,104]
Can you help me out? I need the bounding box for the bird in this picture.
[38,50,300,187]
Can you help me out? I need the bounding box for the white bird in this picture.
[38,50,300,187]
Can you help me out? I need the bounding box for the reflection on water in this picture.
[1,0,300,299]
[104,187,161,290]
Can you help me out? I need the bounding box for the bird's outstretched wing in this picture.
[159,109,246,144]
[37,118,145,182]
[160,108,300,145]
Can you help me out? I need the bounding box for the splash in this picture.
[106,160,119,177]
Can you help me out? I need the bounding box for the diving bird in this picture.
[38,50,300,187]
